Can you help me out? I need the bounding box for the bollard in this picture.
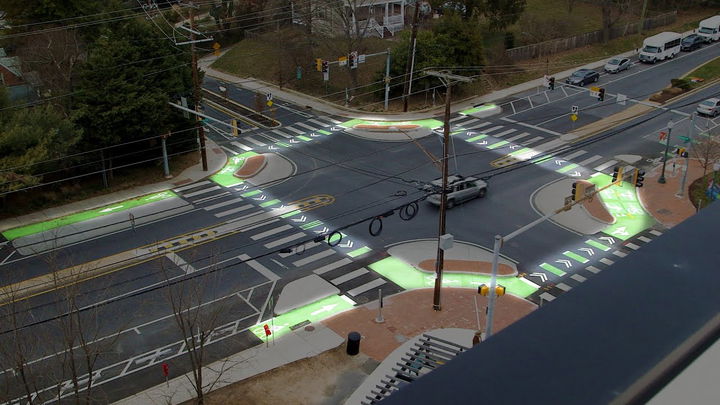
[346,331,361,356]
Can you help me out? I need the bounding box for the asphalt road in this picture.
[2,41,720,403]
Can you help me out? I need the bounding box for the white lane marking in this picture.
[173,180,211,192]
[556,283,572,291]
[294,122,318,131]
[465,121,492,130]
[505,132,531,142]
[577,155,603,166]
[242,218,279,232]
[183,185,221,198]
[317,116,341,124]
[453,118,479,127]
[571,274,587,283]
[532,138,565,152]
[501,117,563,136]
[638,236,652,243]
[313,258,352,275]
[284,126,305,134]
[214,204,253,218]
[649,230,663,236]
[586,266,602,273]
[271,129,293,139]
[450,115,467,122]
[292,249,336,267]
[250,224,293,241]
[264,232,306,249]
[279,240,323,257]
[244,137,266,146]
[203,198,244,211]
[307,119,330,127]
[593,160,618,172]
[493,128,517,137]
[347,278,386,297]
[232,141,253,151]
[166,252,197,274]
[599,258,615,265]
[563,150,587,160]
[521,136,544,146]
[239,254,280,281]
[193,192,230,205]
[539,292,556,302]
[625,243,640,250]
[482,125,504,133]
[330,268,369,285]
[613,251,628,258]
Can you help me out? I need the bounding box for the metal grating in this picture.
[360,334,470,405]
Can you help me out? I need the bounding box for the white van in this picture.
[638,32,682,63]
[698,15,720,42]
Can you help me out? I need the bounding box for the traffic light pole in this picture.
[658,121,674,184]
[677,113,696,196]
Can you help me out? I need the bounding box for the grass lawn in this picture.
[689,172,719,210]
[684,56,720,83]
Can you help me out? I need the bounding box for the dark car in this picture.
[565,69,600,86]
[681,34,704,51]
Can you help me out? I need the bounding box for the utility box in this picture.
[439,234,454,250]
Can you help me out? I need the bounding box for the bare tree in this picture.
[691,135,720,188]
[328,0,374,95]
[599,0,633,43]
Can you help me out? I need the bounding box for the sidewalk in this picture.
[0,139,227,233]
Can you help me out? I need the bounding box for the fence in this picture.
[505,11,678,61]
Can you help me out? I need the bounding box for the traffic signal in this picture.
[495,285,506,297]
[571,182,578,201]
[675,147,688,157]
[321,60,329,73]
[549,77,555,90]
[349,51,358,69]
[632,168,645,188]
[315,58,323,72]
[612,167,623,184]
[571,181,586,201]
[263,324,272,336]
[598,87,605,101]
[478,284,489,296]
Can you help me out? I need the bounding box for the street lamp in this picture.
[658,120,675,184]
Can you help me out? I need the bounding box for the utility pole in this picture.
[402,4,420,112]
[425,71,472,311]
[189,5,208,171]
[384,48,391,111]
[677,113,696,197]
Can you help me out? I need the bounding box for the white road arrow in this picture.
[100,205,124,213]
[289,139,299,143]
[237,185,248,191]
[579,248,595,256]
[612,226,629,237]
[599,236,616,244]
[569,171,582,177]
[338,240,354,248]
[555,159,567,166]
[331,126,342,131]
[529,272,548,282]
[509,145,520,149]
[269,145,277,150]
[253,195,267,201]
[466,131,476,136]
[314,227,329,234]
[478,140,487,145]
[556,259,572,268]
[310,133,320,137]
[292,215,307,223]
[310,304,338,316]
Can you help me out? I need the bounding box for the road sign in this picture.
[589,86,600,98]
[162,363,169,377]
[570,114,578,122]
[338,56,347,66]
[590,86,600,92]
[617,93,627,105]
[358,54,366,63]
[571,105,579,114]
[659,131,668,141]
[266,93,273,101]
[266,100,273,107]
[212,42,221,50]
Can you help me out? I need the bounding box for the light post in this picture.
[677,113,695,197]
[658,120,675,184]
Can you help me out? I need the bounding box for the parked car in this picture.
[565,69,600,86]
[697,98,720,117]
[681,34,704,51]
[604,58,631,73]
[425,175,487,208]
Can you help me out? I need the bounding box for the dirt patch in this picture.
[649,86,685,103]
[417,259,515,276]
[194,345,378,405]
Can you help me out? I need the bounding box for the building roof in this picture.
[381,202,720,405]
[0,48,22,78]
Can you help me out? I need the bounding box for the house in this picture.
[0,48,37,101]
[292,0,413,38]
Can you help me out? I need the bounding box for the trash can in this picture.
[346,331,361,355]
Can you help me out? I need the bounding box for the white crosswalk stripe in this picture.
[307,118,331,127]
[482,125,504,133]
[313,258,352,275]
[450,115,467,122]
[232,141,253,151]
[493,128,517,137]
[452,118,479,127]
[330,268,369,285]
[174,181,210,192]
[505,132,531,142]
[279,240,323,257]
[257,132,280,142]
[244,137,266,146]
[203,198,245,211]
[465,121,492,130]
[292,249,336,267]
[638,236,652,243]
[264,232,306,249]
[271,129,293,139]
[317,116,341,124]
[593,160,618,172]
[532,138,565,152]
[193,192,229,205]
[294,122,318,131]
[577,155,603,166]
[215,204,253,218]
[521,136,544,146]
[251,224,293,240]
[649,230,663,236]
[563,150,587,160]
[347,278,386,296]
[539,292,556,302]
[184,186,221,198]
[284,126,305,134]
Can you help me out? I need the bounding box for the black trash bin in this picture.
[346,331,361,355]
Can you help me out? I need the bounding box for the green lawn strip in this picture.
[683,56,720,87]
[2,191,177,241]
[563,251,589,264]
[486,140,509,150]
[586,239,611,251]
[466,134,488,142]
[588,174,655,241]
[459,103,498,115]
[209,151,258,187]
[339,118,444,130]
[539,262,566,277]
[249,294,354,340]
[369,257,537,298]
[557,163,580,174]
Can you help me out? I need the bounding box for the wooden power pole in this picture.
[402,4,420,112]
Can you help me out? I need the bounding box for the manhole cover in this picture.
[304,325,315,332]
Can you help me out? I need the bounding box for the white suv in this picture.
[425,175,488,208]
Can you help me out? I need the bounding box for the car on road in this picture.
[604,58,631,73]
[425,175,487,208]
[681,34,704,51]
[697,98,720,117]
[565,69,600,86]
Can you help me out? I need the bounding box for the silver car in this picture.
[697,98,720,117]
[425,175,487,208]
[604,57,631,73]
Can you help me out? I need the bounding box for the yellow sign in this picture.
[266,100,273,107]
[590,86,600,92]
[212,42,221,50]
[570,114,578,122]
